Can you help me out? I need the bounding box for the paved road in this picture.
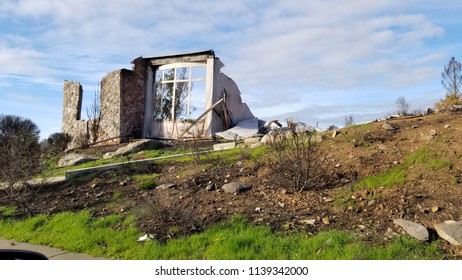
[0,238,106,260]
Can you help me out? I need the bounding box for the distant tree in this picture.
[0,115,41,215]
[442,57,462,96]
[344,115,355,127]
[41,132,72,155]
[327,125,338,131]
[396,96,410,116]
[435,57,462,109]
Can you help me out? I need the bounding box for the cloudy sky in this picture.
[0,0,461,138]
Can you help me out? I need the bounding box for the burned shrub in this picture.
[133,195,203,242]
[266,128,327,192]
[41,132,72,155]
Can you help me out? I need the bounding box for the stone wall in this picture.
[99,70,122,143]
[62,58,148,146]
[62,81,87,147]
[119,57,147,139]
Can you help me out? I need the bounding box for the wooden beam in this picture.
[178,97,224,139]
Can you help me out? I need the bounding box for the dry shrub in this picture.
[133,195,202,242]
[0,115,42,216]
[41,132,72,155]
[74,131,90,149]
[434,93,462,110]
[266,128,326,192]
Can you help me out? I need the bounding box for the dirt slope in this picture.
[2,111,462,257]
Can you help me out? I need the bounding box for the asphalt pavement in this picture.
[0,238,106,260]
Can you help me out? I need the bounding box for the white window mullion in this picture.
[187,66,192,118]
[159,69,164,119]
[171,67,177,120]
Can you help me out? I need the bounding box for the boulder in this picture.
[222,182,249,194]
[244,136,262,146]
[434,220,462,245]
[260,134,275,144]
[58,153,97,167]
[382,122,398,131]
[103,139,165,159]
[393,219,429,241]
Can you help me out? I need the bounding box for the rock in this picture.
[250,142,265,149]
[260,134,275,144]
[137,234,155,242]
[300,219,316,225]
[205,183,215,191]
[393,219,429,241]
[386,114,400,120]
[332,130,338,138]
[58,153,97,167]
[322,217,330,225]
[426,108,435,114]
[450,105,462,111]
[382,122,398,131]
[244,136,262,146]
[377,144,387,151]
[221,182,249,194]
[156,183,176,190]
[255,207,262,212]
[421,130,437,141]
[103,139,165,159]
[286,120,315,134]
[444,124,451,129]
[278,202,285,208]
[434,220,462,245]
[431,206,439,213]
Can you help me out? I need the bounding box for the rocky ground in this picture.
[2,111,462,258]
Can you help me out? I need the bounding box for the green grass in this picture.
[40,147,212,177]
[404,146,452,170]
[138,181,157,190]
[353,146,452,190]
[0,212,445,260]
[0,206,17,217]
[132,173,159,181]
[354,165,406,190]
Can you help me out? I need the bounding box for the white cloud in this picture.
[0,45,54,75]
[0,0,458,137]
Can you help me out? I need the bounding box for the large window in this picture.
[153,63,206,121]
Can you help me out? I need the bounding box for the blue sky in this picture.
[0,0,461,138]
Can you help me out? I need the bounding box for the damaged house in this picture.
[62,50,256,146]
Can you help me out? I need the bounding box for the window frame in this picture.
[154,62,207,121]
